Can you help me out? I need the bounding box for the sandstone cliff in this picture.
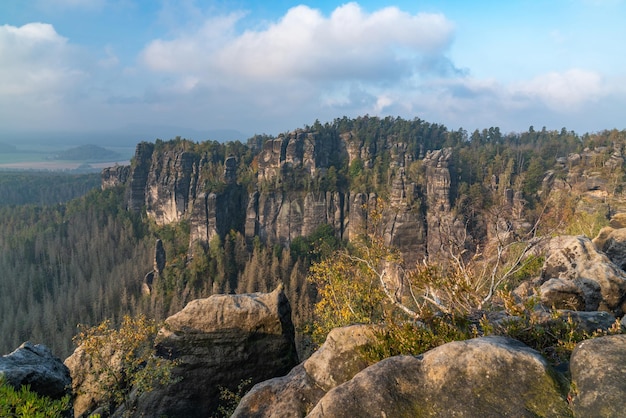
[102,125,457,265]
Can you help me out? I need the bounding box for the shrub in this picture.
[0,377,71,418]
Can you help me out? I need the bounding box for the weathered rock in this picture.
[232,364,323,418]
[423,148,466,262]
[1,342,71,401]
[101,164,130,189]
[145,149,198,225]
[570,334,626,417]
[65,344,120,417]
[127,142,154,212]
[539,235,626,315]
[118,135,452,264]
[307,336,570,417]
[530,309,618,334]
[133,286,299,418]
[233,325,378,418]
[594,226,626,270]
[556,310,617,334]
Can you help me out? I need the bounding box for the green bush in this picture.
[0,377,71,418]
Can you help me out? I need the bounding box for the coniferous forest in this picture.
[1,116,625,358]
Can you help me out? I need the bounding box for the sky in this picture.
[1,0,625,144]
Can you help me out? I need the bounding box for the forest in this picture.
[1,116,625,358]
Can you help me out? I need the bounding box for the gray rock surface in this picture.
[65,343,120,417]
[107,135,457,264]
[133,285,299,418]
[539,235,626,315]
[233,325,378,418]
[570,334,626,417]
[307,336,570,418]
[1,341,71,401]
[594,226,626,270]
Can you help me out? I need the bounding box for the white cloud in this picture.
[0,23,83,96]
[141,3,455,83]
[513,69,604,110]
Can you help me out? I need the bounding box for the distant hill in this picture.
[0,142,17,153]
[52,144,122,161]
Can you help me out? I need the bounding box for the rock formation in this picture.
[65,344,116,417]
[130,285,298,417]
[101,165,130,189]
[233,325,378,417]
[570,334,626,417]
[142,238,166,295]
[537,235,626,315]
[236,333,574,417]
[101,130,454,265]
[0,342,71,401]
[423,148,465,262]
[307,336,570,417]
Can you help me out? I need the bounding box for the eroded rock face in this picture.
[423,148,466,262]
[133,286,298,418]
[145,150,198,225]
[65,344,121,417]
[232,325,379,418]
[594,226,626,270]
[570,334,626,417]
[127,142,154,212]
[116,137,453,263]
[307,336,570,418]
[101,165,130,190]
[538,235,626,315]
[1,342,71,401]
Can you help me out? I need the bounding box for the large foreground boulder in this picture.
[307,336,570,417]
[233,325,378,417]
[0,342,71,401]
[570,334,626,417]
[132,285,299,417]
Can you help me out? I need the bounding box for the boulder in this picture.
[132,285,299,418]
[570,334,626,417]
[594,227,626,270]
[65,343,121,417]
[0,342,71,401]
[233,325,378,417]
[307,336,570,417]
[554,310,617,334]
[539,235,626,315]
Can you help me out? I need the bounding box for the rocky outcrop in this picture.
[536,235,626,315]
[594,226,626,270]
[570,334,626,417]
[103,133,458,265]
[142,239,166,295]
[257,130,344,182]
[0,342,71,401]
[306,336,569,417]
[101,165,130,189]
[127,142,154,212]
[65,344,117,417]
[423,148,465,261]
[145,149,198,225]
[245,191,349,246]
[233,325,378,417]
[132,286,298,418]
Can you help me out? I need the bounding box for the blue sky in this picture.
[1,0,625,143]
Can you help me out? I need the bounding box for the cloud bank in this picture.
[0,2,623,136]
